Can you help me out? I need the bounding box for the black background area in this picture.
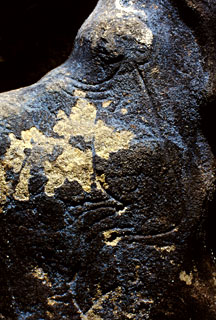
[0,0,98,93]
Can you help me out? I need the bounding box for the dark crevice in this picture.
[170,1,203,41]
[199,99,216,255]
[200,99,216,157]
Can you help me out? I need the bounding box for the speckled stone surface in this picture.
[0,1,216,319]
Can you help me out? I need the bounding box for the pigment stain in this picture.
[1,98,134,201]
[179,271,193,286]
[103,230,122,247]
[0,163,8,212]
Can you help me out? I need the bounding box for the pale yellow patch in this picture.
[73,89,86,98]
[103,230,121,247]
[31,267,52,287]
[121,108,128,115]
[179,271,193,285]
[102,100,112,108]
[47,297,57,306]
[106,237,122,247]
[154,245,176,253]
[151,67,159,74]
[97,173,106,184]
[54,98,134,160]
[3,128,58,201]
[97,174,109,190]
[13,164,31,201]
[44,148,93,195]
[0,163,9,212]
[117,207,127,216]
[94,120,133,159]
[3,98,133,200]
[140,299,154,304]
[54,99,97,141]
[141,116,148,123]
[4,132,29,173]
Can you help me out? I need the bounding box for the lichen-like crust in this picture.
[2,97,134,201]
[0,163,8,212]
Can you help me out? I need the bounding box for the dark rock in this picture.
[0,0,216,319]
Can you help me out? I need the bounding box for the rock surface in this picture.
[0,0,216,319]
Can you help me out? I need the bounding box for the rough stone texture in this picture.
[0,0,216,319]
